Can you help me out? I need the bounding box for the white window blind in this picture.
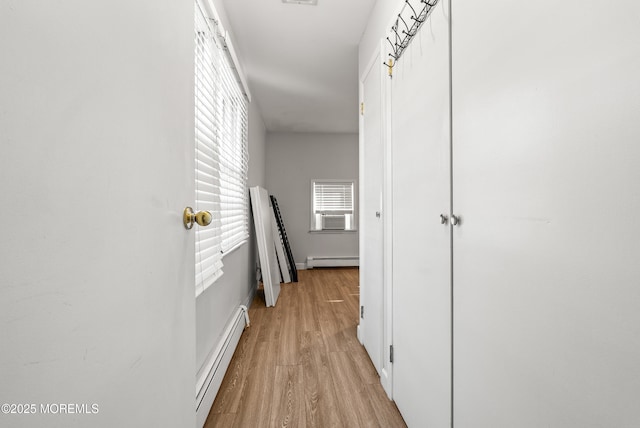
[194,1,249,295]
[195,3,224,295]
[217,47,249,252]
[313,181,354,214]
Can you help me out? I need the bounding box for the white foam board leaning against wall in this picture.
[250,186,281,307]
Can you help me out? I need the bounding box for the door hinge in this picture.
[360,102,364,116]
[360,305,364,319]
[390,345,394,363]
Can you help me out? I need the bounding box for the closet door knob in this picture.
[451,215,461,226]
[440,214,449,224]
[183,207,213,230]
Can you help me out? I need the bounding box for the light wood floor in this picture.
[204,268,407,428]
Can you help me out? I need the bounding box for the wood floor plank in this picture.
[209,308,264,415]
[299,280,321,332]
[204,412,236,428]
[351,345,380,385]
[301,330,344,428]
[205,268,406,428]
[230,339,276,428]
[319,316,350,353]
[277,287,301,366]
[310,274,334,323]
[317,271,346,303]
[366,383,408,428]
[257,298,282,343]
[328,351,380,428]
[270,365,306,428]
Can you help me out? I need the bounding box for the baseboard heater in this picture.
[196,305,250,428]
[306,256,359,268]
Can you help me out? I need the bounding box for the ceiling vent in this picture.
[282,0,318,5]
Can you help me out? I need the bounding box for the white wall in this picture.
[266,132,359,265]
[248,100,267,188]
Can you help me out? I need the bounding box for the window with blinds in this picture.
[217,66,249,252]
[194,1,249,295]
[311,180,356,231]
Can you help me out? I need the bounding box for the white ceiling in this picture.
[221,0,376,133]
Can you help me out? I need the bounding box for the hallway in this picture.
[204,268,406,427]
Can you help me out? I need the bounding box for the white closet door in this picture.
[361,47,385,375]
[391,1,451,426]
[452,1,640,426]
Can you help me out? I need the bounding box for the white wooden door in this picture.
[452,1,640,426]
[391,1,451,426]
[360,47,385,376]
[0,2,196,427]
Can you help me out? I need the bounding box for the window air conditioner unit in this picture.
[322,214,345,230]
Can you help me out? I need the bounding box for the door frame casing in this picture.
[358,39,393,398]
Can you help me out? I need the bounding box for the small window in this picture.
[310,180,356,231]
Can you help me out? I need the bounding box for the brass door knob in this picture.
[183,207,213,230]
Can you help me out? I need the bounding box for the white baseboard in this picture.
[195,298,251,427]
[295,262,307,270]
[306,256,359,268]
[381,367,392,400]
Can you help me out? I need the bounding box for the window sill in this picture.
[222,239,248,258]
[196,239,248,298]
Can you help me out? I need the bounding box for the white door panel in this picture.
[0,2,196,427]
[361,48,385,374]
[452,1,640,426]
[391,1,451,426]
